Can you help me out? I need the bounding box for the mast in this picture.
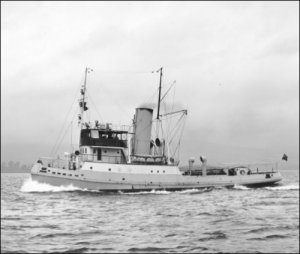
[81,67,88,129]
[78,67,93,129]
[156,67,163,119]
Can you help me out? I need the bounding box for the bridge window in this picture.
[91,130,99,139]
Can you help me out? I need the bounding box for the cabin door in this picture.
[97,148,102,160]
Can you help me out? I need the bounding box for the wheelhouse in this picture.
[79,128,128,164]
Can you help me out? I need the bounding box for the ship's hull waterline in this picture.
[31,163,282,192]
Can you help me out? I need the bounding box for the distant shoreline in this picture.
[1,170,31,173]
[1,168,31,173]
[1,162,31,173]
[1,172,30,174]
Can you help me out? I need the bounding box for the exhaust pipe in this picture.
[200,155,207,176]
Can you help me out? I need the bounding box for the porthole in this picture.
[81,174,84,176]
[122,178,125,181]
[58,173,61,175]
[68,174,72,176]
[151,170,153,173]
[163,170,165,173]
[52,172,56,174]
[75,175,79,177]
[108,168,111,171]
[63,173,66,176]
[90,166,93,169]
[157,170,159,173]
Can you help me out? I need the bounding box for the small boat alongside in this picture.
[31,67,283,192]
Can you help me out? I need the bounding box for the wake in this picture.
[232,184,299,191]
[20,178,96,193]
[264,184,299,191]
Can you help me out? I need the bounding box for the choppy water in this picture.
[1,169,299,253]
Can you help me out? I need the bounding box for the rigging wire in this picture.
[50,79,82,157]
[98,81,132,122]
[169,114,186,144]
[52,109,78,156]
[86,90,104,123]
[95,70,155,74]
[144,87,159,105]
[172,114,187,161]
[164,113,186,161]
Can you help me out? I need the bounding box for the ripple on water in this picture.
[1,173,299,253]
[198,231,227,241]
[247,225,298,234]
[248,234,291,241]
[127,247,170,253]
[58,247,97,253]
[197,212,212,216]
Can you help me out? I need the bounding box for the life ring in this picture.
[240,169,246,175]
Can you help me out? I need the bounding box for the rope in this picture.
[172,114,187,160]
[144,87,159,105]
[168,113,186,160]
[86,90,104,123]
[98,81,132,122]
[169,114,185,144]
[52,109,78,156]
[50,79,82,157]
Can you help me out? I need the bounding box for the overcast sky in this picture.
[1,1,299,167]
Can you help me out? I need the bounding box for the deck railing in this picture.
[38,157,70,169]
[80,154,126,164]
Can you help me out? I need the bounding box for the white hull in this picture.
[31,162,282,191]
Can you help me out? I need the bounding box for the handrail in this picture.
[79,153,127,164]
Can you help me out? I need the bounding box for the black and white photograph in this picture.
[1,1,299,253]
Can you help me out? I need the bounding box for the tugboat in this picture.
[31,67,282,191]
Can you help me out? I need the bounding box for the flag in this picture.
[282,153,288,161]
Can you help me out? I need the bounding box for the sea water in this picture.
[1,169,299,253]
